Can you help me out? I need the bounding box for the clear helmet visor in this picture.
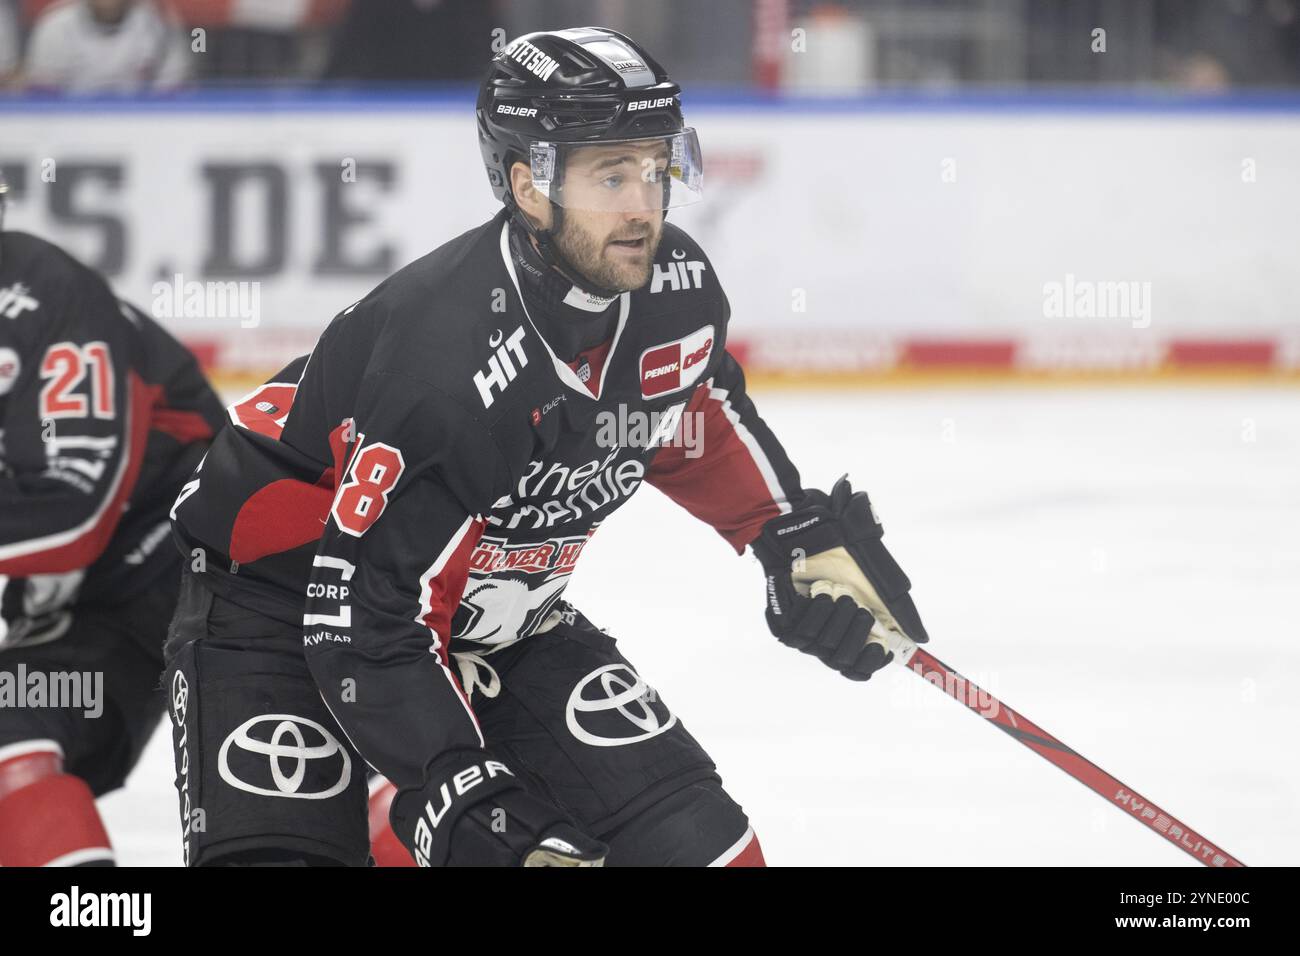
[528,128,703,214]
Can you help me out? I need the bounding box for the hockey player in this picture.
[165,27,929,867]
[0,176,224,866]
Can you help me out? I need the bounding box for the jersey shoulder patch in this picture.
[0,232,119,337]
[354,215,537,421]
[645,222,716,297]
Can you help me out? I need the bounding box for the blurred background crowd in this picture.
[1,0,1299,93]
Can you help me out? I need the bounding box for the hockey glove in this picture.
[752,476,929,680]
[389,748,607,867]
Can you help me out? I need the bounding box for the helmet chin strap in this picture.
[506,197,626,302]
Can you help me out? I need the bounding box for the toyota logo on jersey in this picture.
[565,664,678,747]
[639,325,714,398]
[217,714,352,799]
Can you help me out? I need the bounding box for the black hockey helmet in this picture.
[476,27,703,285]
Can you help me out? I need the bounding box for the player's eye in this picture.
[601,173,625,189]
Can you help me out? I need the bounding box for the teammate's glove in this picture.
[752,476,929,680]
[388,748,607,867]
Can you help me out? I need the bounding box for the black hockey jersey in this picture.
[0,230,224,647]
[170,208,802,787]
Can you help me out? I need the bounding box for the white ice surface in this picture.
[100,385,1300,866]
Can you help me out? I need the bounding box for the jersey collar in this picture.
[499,220,629,401]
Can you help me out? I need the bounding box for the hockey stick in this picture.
[806,576,1247,866]
[894,639,1245,867]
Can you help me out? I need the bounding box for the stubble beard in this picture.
[553,213,662,293]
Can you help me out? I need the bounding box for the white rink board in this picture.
[3,102,1300,344]
[101,384,1300,866]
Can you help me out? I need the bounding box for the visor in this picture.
[528,128,703,214]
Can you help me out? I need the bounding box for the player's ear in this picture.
[510,161,553,231]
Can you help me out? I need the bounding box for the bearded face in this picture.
[551,204,664,293]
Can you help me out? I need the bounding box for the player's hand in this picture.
[752,476,929,680]
[389,748,606,867]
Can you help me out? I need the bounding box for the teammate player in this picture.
[0,176,224,866]
[165,27,930,867]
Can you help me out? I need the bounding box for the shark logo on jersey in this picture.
[454,576,569,646]
[474,326,529,408]
[453,529,596,646]
[456,454,640,645]
[0,282,39,319]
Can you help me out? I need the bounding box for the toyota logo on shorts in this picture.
[170,670,189,724]
[218,714,352,799]
[565,664,677,747]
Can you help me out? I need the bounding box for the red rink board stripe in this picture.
[186,333,1298,382]
[903,339,1019,368]
[1165,339,1276,368]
